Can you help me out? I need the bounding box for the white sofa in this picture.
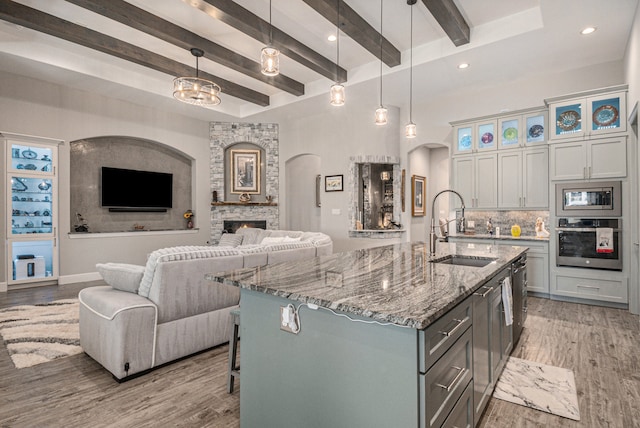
[78,229,332,380]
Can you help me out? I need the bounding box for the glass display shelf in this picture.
[10,143,54,173]
[11,176,54,235]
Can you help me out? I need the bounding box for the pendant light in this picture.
[330,0,345,106]
[261,0,280,76]
[173,48,221,108]
[405,0,417,138]
[375,0,387,125]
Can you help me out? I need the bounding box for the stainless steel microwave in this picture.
[555,180,622,217]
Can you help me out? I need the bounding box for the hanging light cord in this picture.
[409,2,413,123]
[336,0,340,83]
[379,0,383,106]
[269,0,273,46]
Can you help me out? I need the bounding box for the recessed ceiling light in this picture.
[457,63,469,69]
[581,27,597,35]
[327,34,337,42]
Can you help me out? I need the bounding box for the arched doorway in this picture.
[285,154,321,231]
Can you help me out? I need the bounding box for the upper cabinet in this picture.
[546,86,627,142]
[498,109,548,149]
[452,119,498,155]
[8,141,55,175]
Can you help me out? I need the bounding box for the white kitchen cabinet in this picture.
[552,271,628,305]
[549,136,627,181]
[498,147,548,208]
[525,241,549,295]
[452,153,497,209]
[546,87,627,142]
[497,109,547,150]
[452,119,498,155]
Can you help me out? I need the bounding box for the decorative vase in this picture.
[511,224,521,237]
[187,220,194,229]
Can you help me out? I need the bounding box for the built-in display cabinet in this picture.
[546,87,627,141]
[4,135,60,287]
[452,119,498,155]
[497,109,547,149]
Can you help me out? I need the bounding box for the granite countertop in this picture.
[451,233,549,242]
[208,242,527,330]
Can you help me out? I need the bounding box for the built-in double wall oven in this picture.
[555,180,623,271]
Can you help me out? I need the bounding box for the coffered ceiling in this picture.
[0,0,638,120]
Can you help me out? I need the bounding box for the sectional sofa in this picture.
[78,229,332,380]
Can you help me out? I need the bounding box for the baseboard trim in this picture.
[0,282,7,293]
[58,272,101,285]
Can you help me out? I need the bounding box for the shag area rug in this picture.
[0,299,82,369]
[493,356,580,421]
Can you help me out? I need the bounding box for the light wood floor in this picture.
[0,284,638,427]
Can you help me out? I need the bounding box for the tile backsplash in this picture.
[457,210,550,236]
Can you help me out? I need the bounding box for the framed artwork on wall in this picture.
[325,175,343,192]
[230,149,261,194]
[412,175,426,217]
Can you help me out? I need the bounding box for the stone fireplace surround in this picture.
[209,122,279,244]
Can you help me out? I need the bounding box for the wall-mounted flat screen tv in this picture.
[101,167,173,211]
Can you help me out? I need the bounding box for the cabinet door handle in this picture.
[522,196,526,207]
[436,366,467,392]
[588,166,591,178]
[474,286,494,298]
[438,316,468,337]
[583,166,587,179]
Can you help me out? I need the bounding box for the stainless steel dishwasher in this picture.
[511,254,527,345]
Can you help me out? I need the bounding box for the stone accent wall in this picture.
[209,122,279,243]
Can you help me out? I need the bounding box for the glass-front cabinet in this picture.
[497,109,547,149]
[452,119,497,155]
[547,87,627,141]
[4,137,59,286]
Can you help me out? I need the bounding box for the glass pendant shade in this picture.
[330,83,345,106]
[261,47,280,76]
[375,106,388,125]
[405,122,417,138]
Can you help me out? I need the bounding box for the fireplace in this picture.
[223,220,267,234]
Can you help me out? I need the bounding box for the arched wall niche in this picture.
[69,136,193,233]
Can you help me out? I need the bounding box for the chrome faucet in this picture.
[429,189,466,258]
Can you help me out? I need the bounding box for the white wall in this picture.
[0,70,233,283]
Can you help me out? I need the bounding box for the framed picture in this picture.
[412,175,426,216]
[230,149,261,194]
[401,169,406,212]
[325,174,343,192]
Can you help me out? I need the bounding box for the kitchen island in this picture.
[209,241,527,428]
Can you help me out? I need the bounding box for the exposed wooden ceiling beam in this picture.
[301,0,401,68]
[421,0,470,46]
[184,0,347,83]
[0,1,269,106]
[64,0,304,97]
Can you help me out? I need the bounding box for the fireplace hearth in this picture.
[223,220,267,234]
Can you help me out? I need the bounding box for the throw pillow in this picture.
[218,233,244,247]
[96,263,145,293]
[261,236,286,245]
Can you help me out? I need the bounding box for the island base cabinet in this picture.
[420,328,473,428]
[239,290,420,428]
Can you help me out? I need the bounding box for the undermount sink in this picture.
[430,255,496,268]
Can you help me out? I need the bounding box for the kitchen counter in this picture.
[209,241,526,428]
[210,241,526,330]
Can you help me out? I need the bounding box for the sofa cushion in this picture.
[96,263,145,293]
[236,228,269,245]
[138,246,240,298]
[218,233,244,247]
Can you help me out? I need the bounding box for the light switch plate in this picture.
[331,208,341,215]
